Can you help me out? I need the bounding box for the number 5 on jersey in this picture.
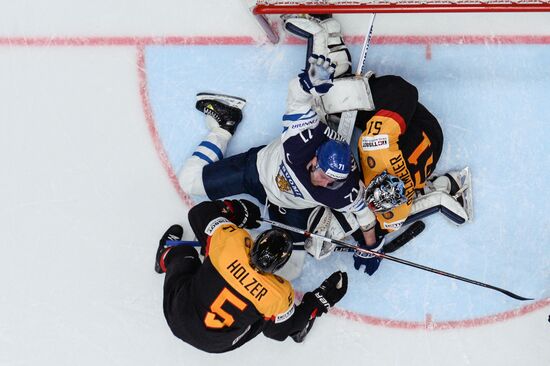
[204,287,248,329]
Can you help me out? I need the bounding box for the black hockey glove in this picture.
[222,199,261,229]
[302,271,348,316]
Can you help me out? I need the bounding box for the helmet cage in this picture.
[365,171,407,213]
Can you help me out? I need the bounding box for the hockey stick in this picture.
[259,218,533,301]
[337,13,376,143]
[164,220,424,254]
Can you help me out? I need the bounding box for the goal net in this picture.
[248,0,550,42]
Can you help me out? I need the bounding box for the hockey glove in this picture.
[353,238,385,276]
[222,199,261,229]
[302,271,348,316]
[298,54,336,97]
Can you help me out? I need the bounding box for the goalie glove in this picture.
[353,238,385,276]
[301,271,348,316]
[298,54,336,97]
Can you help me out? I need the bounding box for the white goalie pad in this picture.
[276,250,306,281]
[320,76,375,115]
[410,191,469,225]
[410,167,473,224]
[454,167,474,222]
[304,206,360,260]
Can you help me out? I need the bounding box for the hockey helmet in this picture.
[250,228,293,274]
[315,140,352,181]
[365,171,407,213]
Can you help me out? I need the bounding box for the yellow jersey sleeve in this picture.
[207,223,295,319]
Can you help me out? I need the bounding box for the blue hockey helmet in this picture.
[315,140,352,181]
[365,171,407,213]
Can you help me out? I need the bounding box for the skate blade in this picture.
[196,92,246,110]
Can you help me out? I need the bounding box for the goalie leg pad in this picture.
[282,15,327,58]
[320,18,352,77]
[304,206,335,260]
[282,15,351,77]
[425,167,473,221]
[276,249,306,281]
[409,191,468,225]
[304,207,360,260]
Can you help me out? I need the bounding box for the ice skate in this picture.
[195,92,246,135]
[155,224,184,274]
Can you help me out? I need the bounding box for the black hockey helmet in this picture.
[250,228,293,274]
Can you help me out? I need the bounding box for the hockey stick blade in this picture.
[383,221,426,254]
[259,218,533,301]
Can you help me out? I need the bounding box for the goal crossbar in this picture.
[254,1,550,14]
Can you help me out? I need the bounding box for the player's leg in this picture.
[178,93,245,196]
[201,145,268,202]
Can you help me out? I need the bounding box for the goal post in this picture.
[248,1,550,42]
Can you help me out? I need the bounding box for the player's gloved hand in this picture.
[302,271,348,316]
[223,199,261,229]
[353,238,385,276]
[298,54,336,97]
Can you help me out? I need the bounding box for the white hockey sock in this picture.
[178,129,231,195]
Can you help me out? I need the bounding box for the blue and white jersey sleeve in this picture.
[280,78,320,138]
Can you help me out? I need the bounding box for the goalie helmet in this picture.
[316,140,352,181]
[250,228,293,274]
[365,171,407,213]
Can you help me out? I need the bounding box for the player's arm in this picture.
[188,200,261,246]
[281,55,335,135]
[263,271,347,342]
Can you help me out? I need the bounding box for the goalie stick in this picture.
[294,220,426,254]
[337,13,376,143]
[164,220,425,254]
[259,218,533,301]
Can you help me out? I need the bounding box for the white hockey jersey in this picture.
[256,78,375,229]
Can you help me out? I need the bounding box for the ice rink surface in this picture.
[0,1,549,365]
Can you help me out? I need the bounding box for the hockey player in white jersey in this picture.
[178,54,377,278]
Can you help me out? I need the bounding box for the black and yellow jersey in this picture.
[168,209,296,353]
[355,76,443,233]
[205,219,295,322]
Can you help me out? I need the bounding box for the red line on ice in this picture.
[136,45,195,208]
[1,34,550,47]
